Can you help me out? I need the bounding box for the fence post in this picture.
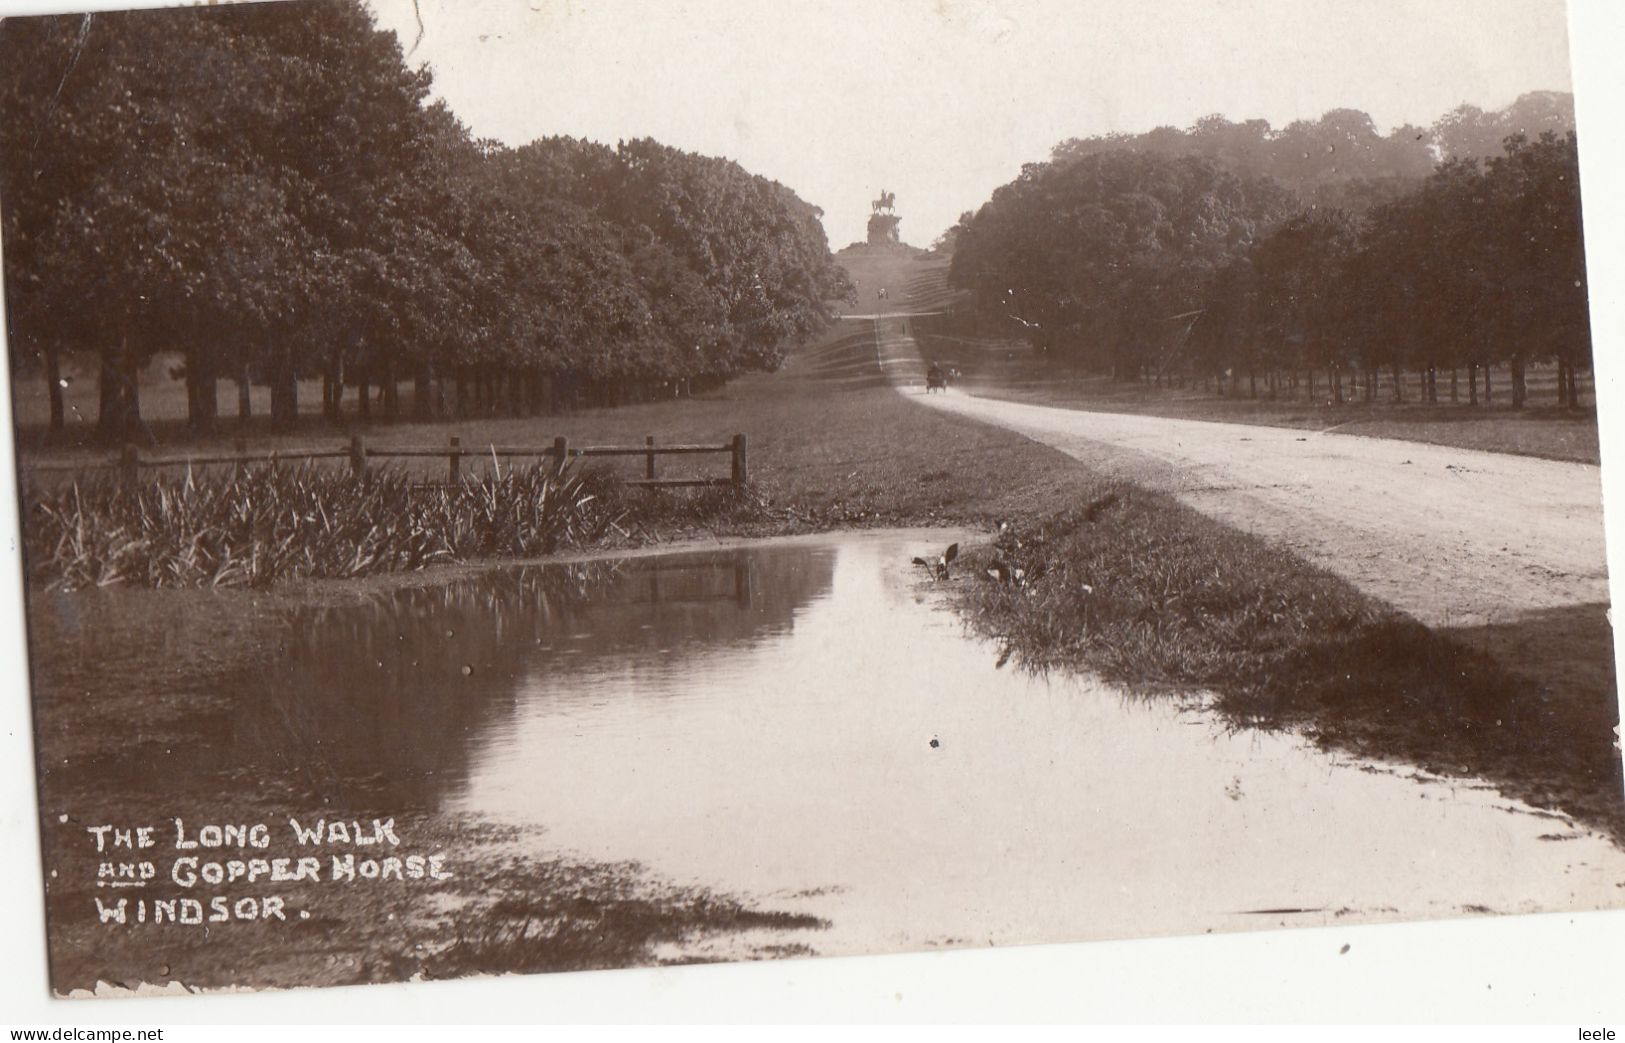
[349,435,366,478]
[552,435,569,476]
[731,433,748,486]
[233,437,247,475]
[118,444,139,486]
[645,435,656,481]
[449,435,461,485]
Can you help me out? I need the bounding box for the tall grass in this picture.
[425,887,825,978]
[956,484,1387,695]
[23,463,634,590]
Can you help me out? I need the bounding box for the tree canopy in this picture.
[1048,93,1574,213]
[0,0,852,436]
[950,151,1296,375]
[949,99,1590,407]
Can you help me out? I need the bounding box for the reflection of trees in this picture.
[541,546,838,662]
[231,563,625,810]
[231,545,836,811]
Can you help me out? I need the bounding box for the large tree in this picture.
[2,1,853,436]
[950,151,1294,378]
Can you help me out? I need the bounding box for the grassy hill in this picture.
[829,244,961,317]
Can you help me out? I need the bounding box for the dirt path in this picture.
[879,322,1611,629]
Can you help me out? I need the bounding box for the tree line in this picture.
[0,1,852,438]
[948,102,1591,408]
[1048,92,1574,211]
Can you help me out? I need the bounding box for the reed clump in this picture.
[24,463,633,591]
[955,484,1386,696]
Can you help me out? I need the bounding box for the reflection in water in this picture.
[232,547,834,810]
[154,535,1625,956]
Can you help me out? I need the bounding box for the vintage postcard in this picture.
[0,0,1620,1006]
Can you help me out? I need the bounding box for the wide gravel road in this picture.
[897,349,1611,630]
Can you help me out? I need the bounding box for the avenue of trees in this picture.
[949,98,1592,407]
[0,1,851,438]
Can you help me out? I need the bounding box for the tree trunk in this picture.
[325,353,343,421]
[96,335,142,441]
[381,356,399,421]
[1450,367,1458,403]
[237,362,252,425]
[184,345,217,432]
[45,347,64,433]
[268,335,297,431]
[1567,360,1581,410]
[320,354,334,421]
[97,352,118,437]
[1468,362,1479,406]
[96,348,122,439]
[124,347,143,437]
[1482,364,1492,403]
[356,364,372,421]
[1391,361,1403,402]
[1511,354,1526,409]
[414,362,432,420]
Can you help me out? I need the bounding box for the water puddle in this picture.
[99,533,1625,960]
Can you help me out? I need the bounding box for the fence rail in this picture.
[21,433,750,489]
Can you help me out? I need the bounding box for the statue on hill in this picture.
[867,190,901,245]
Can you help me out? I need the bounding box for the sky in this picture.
[360,0,1578,248]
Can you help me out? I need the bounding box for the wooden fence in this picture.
[23,433,749,489]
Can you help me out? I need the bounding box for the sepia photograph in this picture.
[0,0,1622,1018]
